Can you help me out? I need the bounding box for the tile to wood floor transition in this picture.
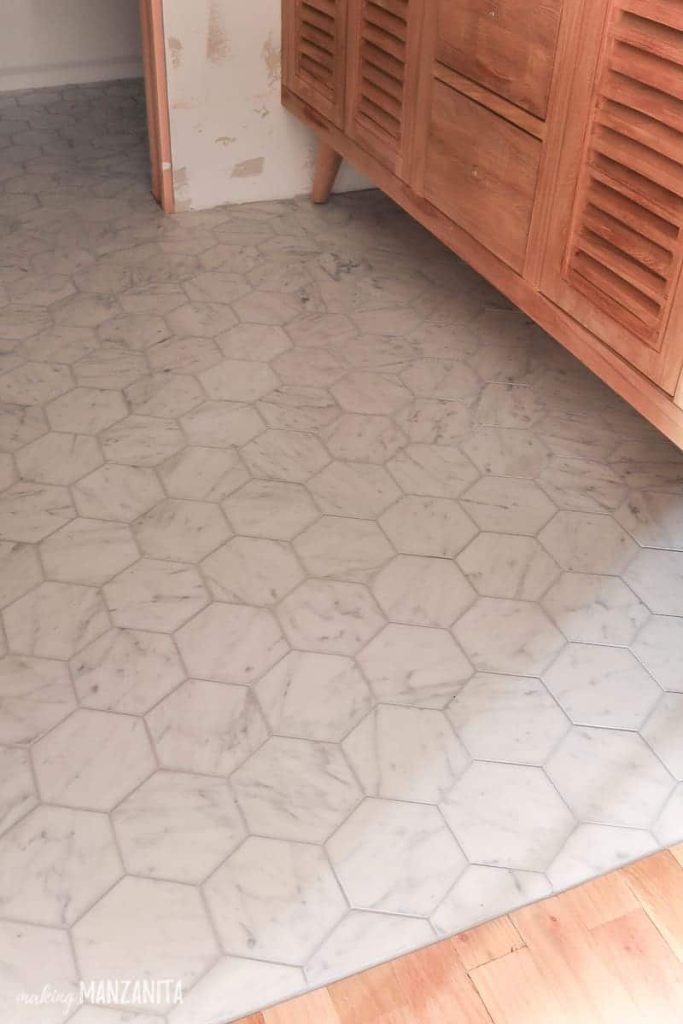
[2,78,683,1024]
[238,846,683,1024]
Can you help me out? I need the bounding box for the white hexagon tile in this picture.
[1,78,683,1024]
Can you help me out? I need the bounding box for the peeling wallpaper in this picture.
[161,0,369,210]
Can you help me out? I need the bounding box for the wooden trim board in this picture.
[139,0,174,213]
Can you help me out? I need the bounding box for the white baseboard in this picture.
[0,55,143,92]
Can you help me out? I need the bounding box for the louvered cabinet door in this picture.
[542,0,683,392]
[283,0,347,127]
[344,0,421,174]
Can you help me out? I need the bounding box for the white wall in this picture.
[0,0,142,93]
[161,0,369,211]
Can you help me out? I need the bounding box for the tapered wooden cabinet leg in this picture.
[311,142,342,204]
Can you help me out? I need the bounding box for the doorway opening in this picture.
[0,0,173,212]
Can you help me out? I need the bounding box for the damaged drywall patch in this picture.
[261,34,281,91]
[160,0,370,207]
[206,0,230,65]
[173,165,192,210]
[168,37,183,69]
[231,157,265,178]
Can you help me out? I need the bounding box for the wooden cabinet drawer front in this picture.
[424,81,541,272]
[436,0,562,118]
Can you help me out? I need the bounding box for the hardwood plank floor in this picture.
[237,845,683,1024]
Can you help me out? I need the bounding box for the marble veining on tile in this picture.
[1,77,683,1024]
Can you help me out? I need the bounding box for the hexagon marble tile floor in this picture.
[1,78,683,1024]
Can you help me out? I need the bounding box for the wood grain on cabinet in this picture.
[424,81,542,272]
[542,0,683,394]
[433,63,546,140]
[435,0,563,119]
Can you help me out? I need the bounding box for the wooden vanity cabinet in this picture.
[282,0,683,447]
